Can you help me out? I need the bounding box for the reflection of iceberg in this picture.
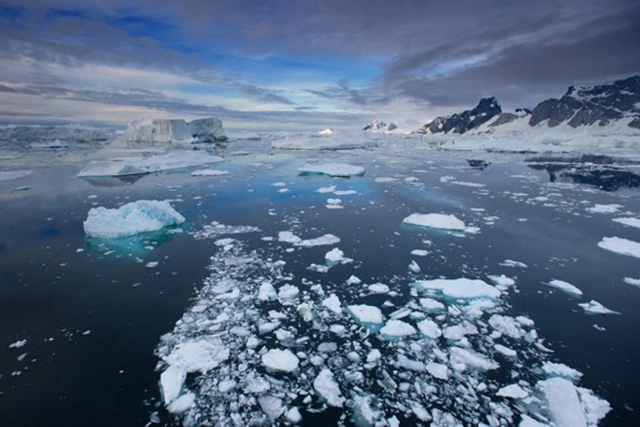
[80,174,145,187]
[85,227,182,257]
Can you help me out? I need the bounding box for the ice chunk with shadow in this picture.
[313,368,344,407]
[351,394,384,426]
[412,278,501,300]
[578,300,620,315]
[167,392,195,414]
[84,200,185,239]
[545,279,583,297]
[597,236,640,258]
[380,320,416,339]
[261,349,299,373]
[542,362,583,381]
[160,365,186,405]
[347,305,384,331]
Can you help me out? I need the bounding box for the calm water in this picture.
[1,143,639,426]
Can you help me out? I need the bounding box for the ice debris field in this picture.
[3,129,640,427]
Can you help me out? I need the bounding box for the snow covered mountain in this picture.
[529,75,640,129]
[362,120,398,132]
[415,97,502,134]
[414,75,640,135]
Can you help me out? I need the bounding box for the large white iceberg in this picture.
[403,213,471,232]
[125,117,227,143]
[83,200,185,239]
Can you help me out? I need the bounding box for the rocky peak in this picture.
[416,97,502,134]
[530,75,640,128]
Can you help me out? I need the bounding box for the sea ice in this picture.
[597,236,640,258]
[347,305,384,326]
[258,395,285,420]
[0,170,32,181]
[83,200,185,239]
[497,384,528,399]
[586,204,623,214]
[417,319,442,339]
[546,279,583,297]
[411,249,429,256]
[449,347,499,371]
[163,338,229,373]
[488,275,516,287]
[623,277,640,287]
[322,294,342,314]
[190,169,229,176]
[78,151,223,177]
[296,234,340,247]
[542,362,583,381]
[538,377,587,427]
[500,259,528,268]
[494,344,517,357]
[325,248,352,264]
[426,362,449,380]
[313,369,345,407]
[380,320,417,338]
[578,300,621,315]
[298,163,365,177]
[612,217,640,229]
[160,365,186,404]
[167,392,195,414]
[8,339,27,349]
[261,349,299,373]
[412,278,501,299]
[368,283,390,294]
[403,213,466,231]
[408,260,421,273]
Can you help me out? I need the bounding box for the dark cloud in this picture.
[0,0,638,124]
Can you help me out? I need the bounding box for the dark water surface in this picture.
[1,147,639,426]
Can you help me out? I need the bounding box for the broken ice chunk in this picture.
[322,294,342,314]
[166,392,195,414]
[408,260,421,273]
[163,338,229,373]
[496,384,528,399]
[412,278,501,300]
[542,362,583,381]
[380,320,417,339]
[545,279,583,297]
[313,368,345,407]
[261,349,299,373]
[258,395,285,421]
[298,163,365,177]
[417,319,442,339]
[597,236,640,258]
[160,365,186,405]
[325,248,353,264]
[426,362,449,380]
[347,305,384,329]
[578,300,620,315]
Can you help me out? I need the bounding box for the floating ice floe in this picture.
[192,221,260,240]
[545,279,583,297]
[542,361,583,381]
[612,217,640,229]
[586,204,623,214]
[410,249,429,256]
[191,169,229,176]
[298,163,365,177]
[83,200,185,239]
[325,248,353,264]
[313,369,345,407]
[496,384,529,399]
[347,304,383,327]
[261,349,299,373]
[403,213,479,233]
[380,320,416,339]
[500,259,528,268]
[0,170,32,181]
[77,151,224,177]
[578,300,621,315]
[597,236,640,258]
[623,277,640,287]
[412,278,501,300]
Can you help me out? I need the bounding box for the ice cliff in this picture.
[125,118,227,144]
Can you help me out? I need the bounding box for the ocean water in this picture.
[1,142,639,426]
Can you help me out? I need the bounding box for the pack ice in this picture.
[83,200,185,239]
[154,219,611,426]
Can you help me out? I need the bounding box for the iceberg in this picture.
[347,305,384,327]
[380,319,417,338]
[578,300,621,315]
[545,279,583,297]
[298,163,365,177]
[83,200,185,239]
[261,349,299,373]
[125,117,227,143]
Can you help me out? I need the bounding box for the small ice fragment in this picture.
[449,347,499,371]
[419,298,445,312]
[546,279,583,297]
[278,284,300,300]
[347,305,383,326]
[17,353,27,362]
[278,231,301,244]
[368,283,390,294]
[612,217,640,229]
[578,300,621,315]
[322,294,342,314]
[598,236,640,258]
[218,379,237,392]
[408,260,421,273]
[298,163,365,177]
[411,249,429,256]
[258,395,285,421]
[366,349,382,363]
[313,369,345,407]
[286,407,302,424]
[8,339,27,349]
[538,377,587,426]
[380,320,416,338]
[500,259,528,268]
[258,282,277,301]
[497,384,528,399]
[167,392,195,414]
[417,319,442,339]
[346,275,361,285]
[494,344,517,357]
[317,185,336,193]
[426,362,448,380]
[261,349,299,373]
[145,261,158,268]
[295,234,340,247]
[542,362,583,381]
[586,204,623,213]
[403,213,466,231]
[160,365,186,404]
[325,248,352,264]
[488,275,516,287]
[623,277,640,287]
[190,169,229,176]
[412,278,501,299]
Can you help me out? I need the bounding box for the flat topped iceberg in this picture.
[403,213,474,232]
[298,163,365,177]
[597,236,640,258]
[412,278,501,299]
[83,200,185,239]
[126,117,227,143]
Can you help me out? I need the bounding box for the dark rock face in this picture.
[416,97,502,134]
[467,159,490,170]
[529,75,640,128]
[489,113,518,127]
[362,120,399,132]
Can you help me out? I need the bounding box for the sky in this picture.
[0,0,638,131]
